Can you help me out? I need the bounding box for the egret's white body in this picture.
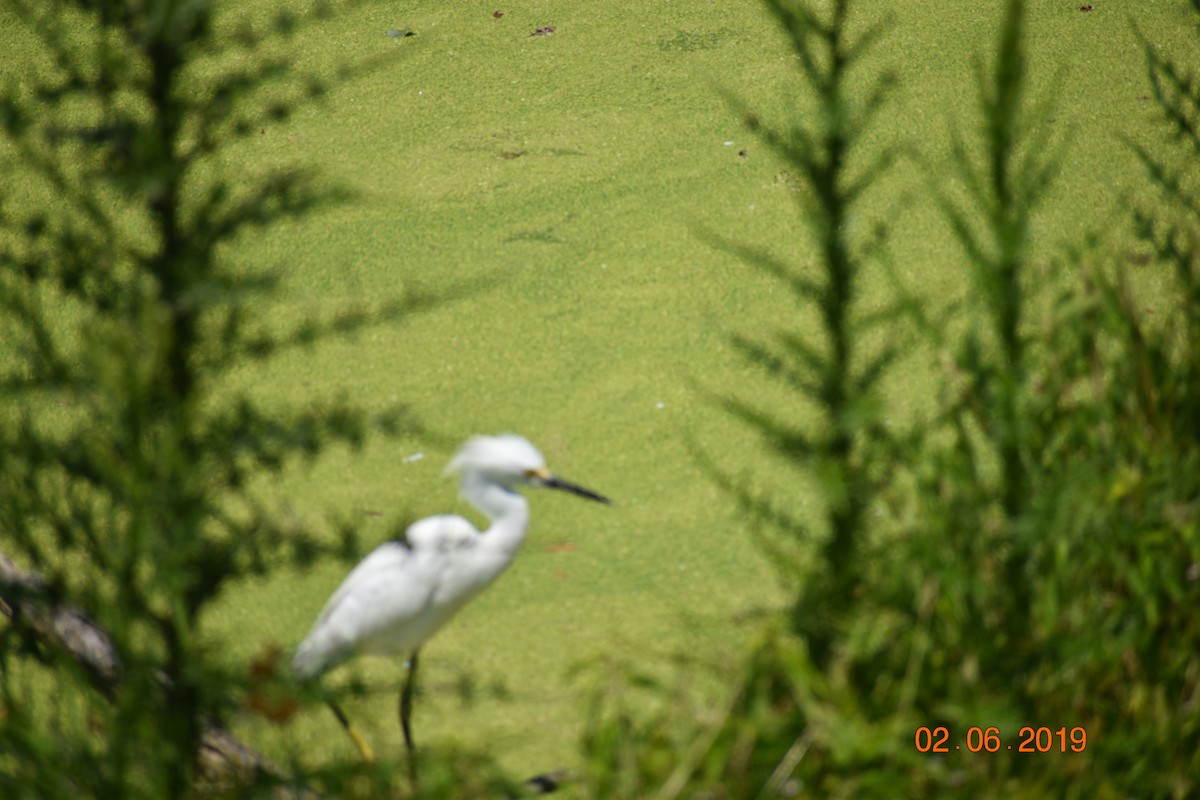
[291,434,609,763]
[291,516,478,676]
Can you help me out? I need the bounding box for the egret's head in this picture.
[447,434,545,482]
[446,434,610,503]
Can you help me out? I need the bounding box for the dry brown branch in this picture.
[0,552,298,795]
[1,552,575,797]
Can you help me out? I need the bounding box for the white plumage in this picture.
[291,434,609,762]
[294,514,487,677]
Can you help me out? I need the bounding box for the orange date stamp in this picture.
[915,726,1087,753]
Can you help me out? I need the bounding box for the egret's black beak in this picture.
[545,476,611,504]
[527,468,610,504]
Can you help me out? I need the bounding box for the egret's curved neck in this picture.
[460,471,530,557]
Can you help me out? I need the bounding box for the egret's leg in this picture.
[399,649,420,783]
[400,649,420,752]
[328,699,376,762]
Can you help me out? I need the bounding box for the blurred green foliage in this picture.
[0,0,434,797]
[579,0,1200,797]
[2,0,1198,797]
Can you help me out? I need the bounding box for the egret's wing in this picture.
[292,516,480,678]
[316,542,417,625]
[293,541,432,677]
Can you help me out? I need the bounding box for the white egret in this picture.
[292,434,610,766]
